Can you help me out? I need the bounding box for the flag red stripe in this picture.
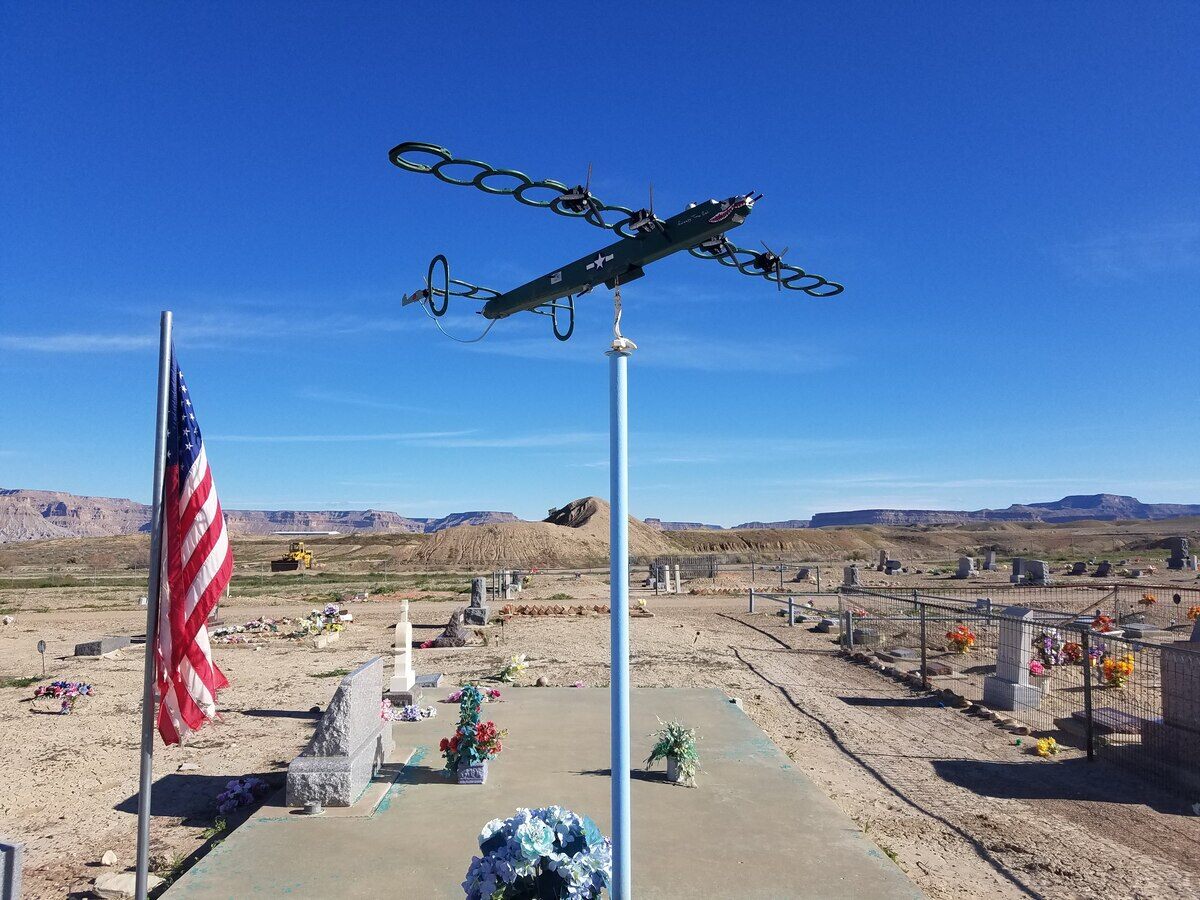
[153,362,234,746]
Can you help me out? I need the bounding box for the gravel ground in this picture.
[1,573,1198,898]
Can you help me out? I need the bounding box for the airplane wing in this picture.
[389,141,639,235]
[688,238,844,297]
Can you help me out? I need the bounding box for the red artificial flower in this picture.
[439,738,450,751]
[420,640,434,649]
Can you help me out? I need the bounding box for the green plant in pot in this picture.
[646,720,699,786]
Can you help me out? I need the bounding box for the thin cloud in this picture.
[299,389,428,414]
[459,332,843,373]
[0,309,414,354]
[409,431,605,449]
[210,430,472,444]
[0,333,157,352]
[1061,222,1200,278]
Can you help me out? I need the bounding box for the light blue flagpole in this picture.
[607,343,632,899]
[135,311,172,900]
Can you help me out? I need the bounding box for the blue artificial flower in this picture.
[515,819,555,861]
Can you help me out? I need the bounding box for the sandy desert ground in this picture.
[3,563,1200,899]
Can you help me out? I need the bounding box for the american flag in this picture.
[155,349,233,745]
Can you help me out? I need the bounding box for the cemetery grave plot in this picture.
[164,688,922,900]
[839,589,1200,796]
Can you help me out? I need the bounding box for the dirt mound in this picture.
[404,497,674,566]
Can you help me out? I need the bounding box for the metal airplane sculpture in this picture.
[391,141,843,341]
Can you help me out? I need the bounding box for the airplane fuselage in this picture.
[481,195,755,319]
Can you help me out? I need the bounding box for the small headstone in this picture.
[792,567,810,583]
[877,549,888,571]
[286,657,395,808]
[387,616,420,705]
[851,627,881,647]
[74,636,132,657]
[431,610,472,647]
[877,648,918,663]
[982,607,1044,711]
[1025,559,1052,586]
[465,578,489,626]
[842,565,861,587]
[884,560,902,575]
[415,672,442,688]
[923,660,953,677]
[1167,536,1190,570]
[1070,561,1087,576]
[815,618,839,633]
[1094,560,1112,578]
[983,550,997,571]
[1072,706,1155,735]
[955,556,975,579]
[1123,622,1165,640]
[1010,557,1025,584]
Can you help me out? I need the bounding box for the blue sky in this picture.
[2,3,1198,525]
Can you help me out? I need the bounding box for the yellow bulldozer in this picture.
[270,541,315,573]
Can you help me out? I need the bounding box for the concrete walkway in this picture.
[165,688,922,898]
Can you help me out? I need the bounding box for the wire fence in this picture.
[802,587,1200,796]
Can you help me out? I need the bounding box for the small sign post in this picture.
[37,640,46,677]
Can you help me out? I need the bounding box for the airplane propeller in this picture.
[754,240,791,291]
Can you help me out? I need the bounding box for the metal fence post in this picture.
[788,596,795,627]
[816,566,821,594]
[844,610,854,651]
[919,601,928,690]
[748,588,755,614]
[1081,628,1095,761]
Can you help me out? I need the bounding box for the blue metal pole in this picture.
[607,347,632,900]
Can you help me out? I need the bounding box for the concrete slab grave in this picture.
[166,689,924,900]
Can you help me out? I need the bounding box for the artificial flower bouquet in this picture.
[946,624,976,654]
[1035,737,1060,758]
[463,806,611,900]
[496,654,529,684]
[1100,653,1134,688]
[441,685,506,783]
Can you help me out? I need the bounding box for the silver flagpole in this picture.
[135,311,172,900]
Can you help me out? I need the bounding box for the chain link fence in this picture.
[819,587,1200,795]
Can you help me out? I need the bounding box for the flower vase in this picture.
[666,757,684,784]
[457,760,489,785]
